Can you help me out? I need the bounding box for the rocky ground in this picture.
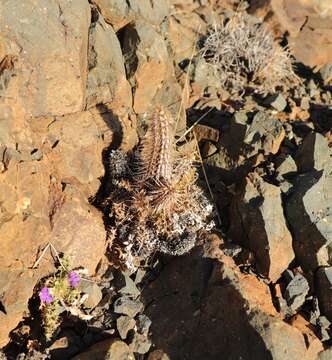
[0,0,332,359]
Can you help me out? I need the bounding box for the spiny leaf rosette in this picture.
[106,107,214,271]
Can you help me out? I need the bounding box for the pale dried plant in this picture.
[107,107,214,270]
[201,14,298,93]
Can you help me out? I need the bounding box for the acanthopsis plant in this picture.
[106,107,214,271]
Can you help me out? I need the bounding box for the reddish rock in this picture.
[0,0,91,117]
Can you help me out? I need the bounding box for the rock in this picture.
[0,0,90,117]
[284,273,310,312]
[116,316,135,340]
[266,94,287,112]
[86,11,132,110]
[270,0,332,68]
[119,273,140,298]
[121,21,176,115]
[286,168,332,272]
[129,333,152,354]
[50,183,106,275]
[295,132,331,173]
[275,154,297,182]
[113,296,144,318]
[318,348,332,359]
[320,63,332,84]
[79,280,103,310]
[136,314,152,335]
[193,124,220,144]
[316,267,332,321]
[229,173,294,282]
[148,350,170,360]
[72,339,134,360]
[206,111,285,184]
[316,316,331,341]
[92,0,170,31]
[49,330,84,360]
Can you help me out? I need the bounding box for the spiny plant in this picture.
[200,13,298,94]
[106,107,214,271]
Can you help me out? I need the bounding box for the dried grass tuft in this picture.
[200,14,298,93]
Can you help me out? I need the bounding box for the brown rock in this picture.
[0,0,90,117]
[270,0,332,69]
[148,350,170,360]
[229,173,294,282]
[50,183,106,274]
[92,0,170,32]
[121,21,173,115]
[72,339,134,360]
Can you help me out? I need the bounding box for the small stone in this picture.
[319,64,332,85]
[134,268,146,285]
[300,97,310,111]
[79,280,103,310]
[136,314,152,335]
[148,350,170,360]
[275,155,297,182]
[308,80,319,98]
[284,273,310,312]
[119,273,140,298]
[234,112,247,125]
[129,333,152,354]
[116,316,135,340]
[201,142,218,158]
[266,94,287,112]
[113,296,144,318]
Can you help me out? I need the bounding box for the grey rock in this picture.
[275,154,297,182]
[113,296,144,318]
[316,267,332,322]
[295,132,331,173]
[284,273,310,311]
[119,272,140,298]
[266,94,287,111]
[318,348,332,360]
[319,64,332,84]
[286,169,332,272]
[136,314,152,335]
[228,173,294,282]
[79,280,103,310]
[129,333,152,354]
[86,12,131,109]
[116,315,135,340]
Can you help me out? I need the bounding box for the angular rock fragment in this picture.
[113,296,144,318]
[229,173,294,282]
[295,132,331,173]
[86,12,131,109]
[116,316,136,340]
[286,168,332,272]
[284,273,310,312]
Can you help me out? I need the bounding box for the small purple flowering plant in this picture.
[38,257,84,339]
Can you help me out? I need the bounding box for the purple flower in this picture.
[39,287,53,304]
[68,271,80,288]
